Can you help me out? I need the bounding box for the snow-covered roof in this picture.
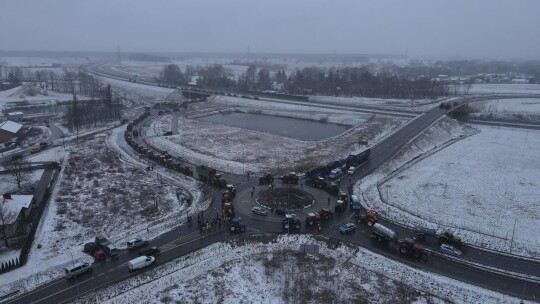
[1,195,34,225]
[0,120,23,134]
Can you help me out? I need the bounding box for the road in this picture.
[0,124,63,164]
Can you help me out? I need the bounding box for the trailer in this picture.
[372,223,398,242]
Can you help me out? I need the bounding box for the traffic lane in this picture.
[15,230,229,304]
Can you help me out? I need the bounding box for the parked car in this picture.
[83,242,100,254]
[127,238,149,250]
[328,168,342,179]
[347,166,355,175]
[275,208,289,216]
[339,223,357,234]
[64,262,92,279]
[138,246,161,257]
[103,244,119,257]
[30,146,41,154]
[128,256,155,271]
[440,244,462,256]
[163,131,173,136]
[39,142,48,149]
[252,206,269,216]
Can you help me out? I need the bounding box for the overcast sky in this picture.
[1,0,539,59]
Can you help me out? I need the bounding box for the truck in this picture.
[196,165,227,187]
[196,165,217,182]
[346,149,371,167]
[229,218,246,232]
[280,172,299,184]
[372,223,398,242]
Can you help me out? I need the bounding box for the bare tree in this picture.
[5,159,31,189]
[0,203,16,247]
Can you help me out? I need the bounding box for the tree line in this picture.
[159,63,450,99]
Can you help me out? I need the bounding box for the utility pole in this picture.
[510,218,517,253]
[117,46,121,65]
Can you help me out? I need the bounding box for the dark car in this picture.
[39,142,48,149]
[138,246,161,257]
[274,208,289,216]
[163,131,173,136]
[83,242,100,254]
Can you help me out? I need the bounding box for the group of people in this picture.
[194,211,230,234]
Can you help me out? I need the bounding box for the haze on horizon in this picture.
[1,0,539,60]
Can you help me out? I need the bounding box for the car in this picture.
[347,166,355,175]
[127,238,149,250]
[30,146,41,154]
[163,131,173,136]
[128,256,155,271]
[83,242,100,254]
[138,246,161,257]
[440,244,462,256]
[328,168,342,179]
[339,223,356,234]
[275,207,289,216]
[103,244,119,257]
[252,206,269,216]
[39,142,48,149]
[64,262,92,279]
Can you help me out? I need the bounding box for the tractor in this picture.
[259,173,274,185]
[318,208,334,220]
[311,177,327,189]
[282,215,301,231]
[305,213,320,226]
[437,232,462,249]
[357,210,378,227]
[334,200,347,213]
[229,218,246,233]
[398,238,425,259]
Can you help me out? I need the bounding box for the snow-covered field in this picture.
[356,115,540,257]
[148,96,402,175]
[0,127,205,296]
[471,98,540,121]
[381,125,540,256]
[75,235,521,304]
[470,83,540,95]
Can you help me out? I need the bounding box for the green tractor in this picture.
[437,232,462,249]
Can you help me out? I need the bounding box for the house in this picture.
[7,112,23,122]
[0,120,23,144]
[272,82,284,91]
[511,78,529,84]
[0,193,35,242]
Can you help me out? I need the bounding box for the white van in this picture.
[64,262,93,279]
[128,255,155,271]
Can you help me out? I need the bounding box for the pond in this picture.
[197,112,350,140]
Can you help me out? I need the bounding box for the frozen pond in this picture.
[197,112,350,140]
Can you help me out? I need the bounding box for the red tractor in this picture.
[259,173,274,185]
[398,238,425,259]
[318,208,334,220]
[357,210,378,227]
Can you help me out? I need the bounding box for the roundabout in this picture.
[256,187,315,211]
